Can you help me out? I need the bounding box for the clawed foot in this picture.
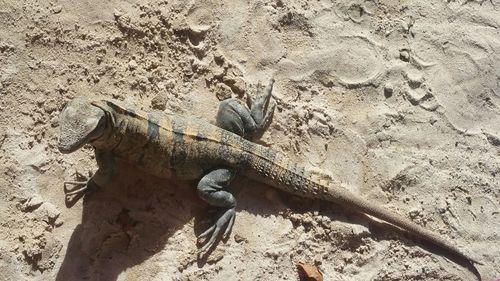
[216,78,276,139]
[63,171,96,207]
[197,208,236,252]
[248,78,276,131]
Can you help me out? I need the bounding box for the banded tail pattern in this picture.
[244,143,480,267]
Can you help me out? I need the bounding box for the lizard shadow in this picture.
[204,177,481,279]
[55,162,205,281]
[56,167,480,280]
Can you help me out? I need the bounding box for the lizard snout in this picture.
[58,97,106,153]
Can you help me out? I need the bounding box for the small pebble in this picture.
[151,95,167,110]
[114,9,124,18]
[51,5,62,14]
[234,234,248,243]
[405,69,424,88]
[384,84,394,98]
[399,50,410,62]
[128,60,138,70]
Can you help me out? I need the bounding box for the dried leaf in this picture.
[296,262,323,281]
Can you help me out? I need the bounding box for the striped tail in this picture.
[243,144,481,277]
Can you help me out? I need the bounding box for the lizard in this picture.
[57,79,482,279]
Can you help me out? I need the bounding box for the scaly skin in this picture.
[58,96,482,280]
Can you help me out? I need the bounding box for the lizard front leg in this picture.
[216,79,275,139]
[64,148,115,207]
[196,168,237,252]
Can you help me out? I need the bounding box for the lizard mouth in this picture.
[58,144,77,154]
[58,137,89,153]
[58,117,106,153]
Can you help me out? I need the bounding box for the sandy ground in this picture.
[1,0,499,280]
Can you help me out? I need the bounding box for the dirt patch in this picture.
[0,0,499,280]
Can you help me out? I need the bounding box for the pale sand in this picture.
[0,1,498,280]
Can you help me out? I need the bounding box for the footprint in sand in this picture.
[278,35,384,87]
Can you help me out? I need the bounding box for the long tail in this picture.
[243,144,481,277]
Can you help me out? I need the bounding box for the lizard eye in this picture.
[86,115,106,142]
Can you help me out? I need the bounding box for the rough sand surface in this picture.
[1,0,499,280]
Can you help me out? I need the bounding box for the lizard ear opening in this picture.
[58,97,106,154]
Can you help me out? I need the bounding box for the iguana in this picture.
[58,79,482,279]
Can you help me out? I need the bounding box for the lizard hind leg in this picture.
[215,78,276,139]
[216,98,255,138]
[196,168,237,252]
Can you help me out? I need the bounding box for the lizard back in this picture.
[90,99,252,180]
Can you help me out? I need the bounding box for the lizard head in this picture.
[58,97,106,153]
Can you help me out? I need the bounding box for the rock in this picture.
[188,25,211,36]
[51,5,62,14]
[214,82,233,101]
[90,73,100,83]
[234,234,248,243]
[35,202,62,226]
[128,60,138,70]
[114,9,124,18]
[383,83,394,98]
[404,69,424,88]
[399,49,410,62]
[50,115,58,127]
[43,98,58,113]
[222,76,246,96]
[165,79,176,89]
[191,57,209,72]
[151,95,167,110]
[404,88,427,105]
[19,195,44,212]
[213,51,225,65]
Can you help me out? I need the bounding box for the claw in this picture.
[246,91,255,109]
[247,79,274,108]
[249,79,275,131]
[264,78,275,99]
[223,213,235,238]
[63,171,97,207]
[255,80,273,108]
[64,181,91,195]
[64,172,91,196]
[199,225,216,239]
[261,101,276,129]
[198,208,236,252]
[200,225,222,252]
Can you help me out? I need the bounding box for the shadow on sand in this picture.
[56,163,480,280]
[55,162,203,281]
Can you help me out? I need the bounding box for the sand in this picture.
[0,0,499,280]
